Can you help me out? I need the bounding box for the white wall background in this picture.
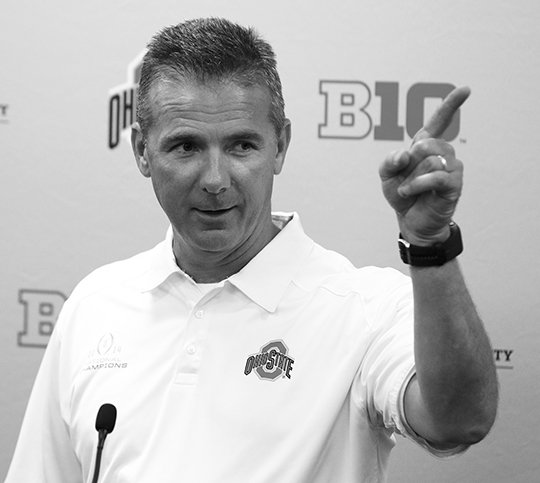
[1,0,539,481]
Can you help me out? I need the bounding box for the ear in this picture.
[273,119,291,175]
[131,122,151,178]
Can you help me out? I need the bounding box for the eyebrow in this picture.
[160,128,266,149]
[223,129,266,145]
[159,130,203,149]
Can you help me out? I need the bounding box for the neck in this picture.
[172,222,280,283]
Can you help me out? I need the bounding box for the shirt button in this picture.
[195,310,204,319]
[186,345,196,355]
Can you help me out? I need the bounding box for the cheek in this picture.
[150,170,191,208]
[243,169,275,207]
[236,155,276,185]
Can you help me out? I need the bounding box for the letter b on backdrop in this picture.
[18,290,66,348]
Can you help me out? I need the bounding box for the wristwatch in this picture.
[398,222,463,266]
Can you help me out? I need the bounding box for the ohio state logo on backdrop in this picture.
[244,340,295,381]
[319,81,462,141]
[107,52,145,149]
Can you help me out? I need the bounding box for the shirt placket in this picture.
[174,286,214,385]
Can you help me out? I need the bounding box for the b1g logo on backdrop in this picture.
[319,81,462,141]
[108,52,145,149]
[18,289,67,348]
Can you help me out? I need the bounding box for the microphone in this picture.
[91,403,117,483]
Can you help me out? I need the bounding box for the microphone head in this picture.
[95,403,117,433]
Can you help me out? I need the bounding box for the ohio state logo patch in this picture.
[244,340,295,381]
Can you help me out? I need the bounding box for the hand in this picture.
[379,87,470,246]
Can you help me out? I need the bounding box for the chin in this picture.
[191,232,238,253]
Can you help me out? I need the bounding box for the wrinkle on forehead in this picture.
[147,77,272,126]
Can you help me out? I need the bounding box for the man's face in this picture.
[132,77,290,265]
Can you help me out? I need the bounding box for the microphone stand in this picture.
[91,429,109,483]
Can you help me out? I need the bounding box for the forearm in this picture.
[405,258,498,445]
[379,86,498,445]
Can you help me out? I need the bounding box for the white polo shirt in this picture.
[7,213,465,483]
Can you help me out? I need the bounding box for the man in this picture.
[6,18,498,482]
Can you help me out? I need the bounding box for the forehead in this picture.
[145,77,273,132]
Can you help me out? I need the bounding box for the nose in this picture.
[200,149,230,194]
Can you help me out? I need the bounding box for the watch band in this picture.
[398,222,463,266]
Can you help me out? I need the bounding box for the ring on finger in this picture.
[437,155,449,172]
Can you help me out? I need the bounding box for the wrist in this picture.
[398,225,452,247]
[398,222,463,267]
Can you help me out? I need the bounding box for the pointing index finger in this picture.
[413,86,471,142]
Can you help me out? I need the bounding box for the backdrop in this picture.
[2,0,539,481]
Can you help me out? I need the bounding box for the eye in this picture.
[239,141,254,150]
[231,141,256,155]
[179,142,195,152]
[171,141,199,156]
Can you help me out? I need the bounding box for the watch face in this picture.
[398,239,412,265]
[398,238,410,248]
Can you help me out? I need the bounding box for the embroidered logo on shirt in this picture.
[83,332,129,372]
[244,340,295,381]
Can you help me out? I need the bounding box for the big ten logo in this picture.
[108,52,145,149]
[319,81,461,142]
[18,290,67,348]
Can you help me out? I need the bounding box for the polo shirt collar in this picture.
[228,213,314,312]
[136,212,314,312]
[134,226,183,292]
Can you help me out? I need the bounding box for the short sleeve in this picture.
[5,302,83,482]
[350,268,415,431]
[351,268,468,457]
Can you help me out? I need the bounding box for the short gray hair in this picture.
[137,18,286,136]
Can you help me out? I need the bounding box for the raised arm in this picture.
[379,87,498,446]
